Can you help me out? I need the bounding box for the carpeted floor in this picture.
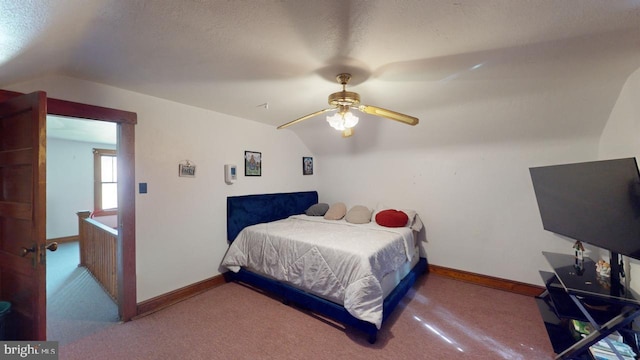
[59,273,556,359]
[47,241,119,346]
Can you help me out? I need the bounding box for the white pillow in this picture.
[345,205,372,224]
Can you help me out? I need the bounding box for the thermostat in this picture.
[224,164,237,184]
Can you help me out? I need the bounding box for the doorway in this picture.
[46,96,138,323]
[0,90,137,340]
[46,116,120,344]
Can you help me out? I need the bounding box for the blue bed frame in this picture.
[224,191,428,343]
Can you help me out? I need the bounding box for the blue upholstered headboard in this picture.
[226,191,319,242]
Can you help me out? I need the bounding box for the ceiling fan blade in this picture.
[277,108,335,129]
[358,105,419,126]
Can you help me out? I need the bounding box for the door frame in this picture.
[0,89,138,321]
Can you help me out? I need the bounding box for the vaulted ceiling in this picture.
[2,1,639,154]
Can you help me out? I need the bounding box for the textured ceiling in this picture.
[1,0,640,153]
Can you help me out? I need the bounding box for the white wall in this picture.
[599,67,640,158]
[46,137,115,239]
[8,75,318,302]
[316,138,599,285]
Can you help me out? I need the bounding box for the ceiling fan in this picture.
[277,73,419,137]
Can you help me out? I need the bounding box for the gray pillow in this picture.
[305,203,329,216]
[345,205,372,224]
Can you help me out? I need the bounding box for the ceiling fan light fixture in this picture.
[277,72,418,135]
[326,110,359,131]
[343,111,359,128]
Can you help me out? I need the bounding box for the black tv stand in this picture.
[537,252,640,359]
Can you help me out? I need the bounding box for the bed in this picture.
[221,191,428,343]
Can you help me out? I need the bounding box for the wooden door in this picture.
[0,91,47,340]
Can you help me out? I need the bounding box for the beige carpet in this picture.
[60,274,555,359]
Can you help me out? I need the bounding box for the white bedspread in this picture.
[221,215,416,329]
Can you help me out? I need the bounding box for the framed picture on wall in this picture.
[245,151,261,176]
[303,157,313,175]
[178,161,196,178]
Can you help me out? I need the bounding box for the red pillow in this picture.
[375,209,409,228]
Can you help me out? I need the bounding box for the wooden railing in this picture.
[77,211,118,301]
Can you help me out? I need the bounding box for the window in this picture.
[94,148,117,212]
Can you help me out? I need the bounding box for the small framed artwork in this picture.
[303,157,313,175]
[179,161,196,178]
[245,151,262,176]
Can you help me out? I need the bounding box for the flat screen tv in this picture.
[529,158,640,262]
